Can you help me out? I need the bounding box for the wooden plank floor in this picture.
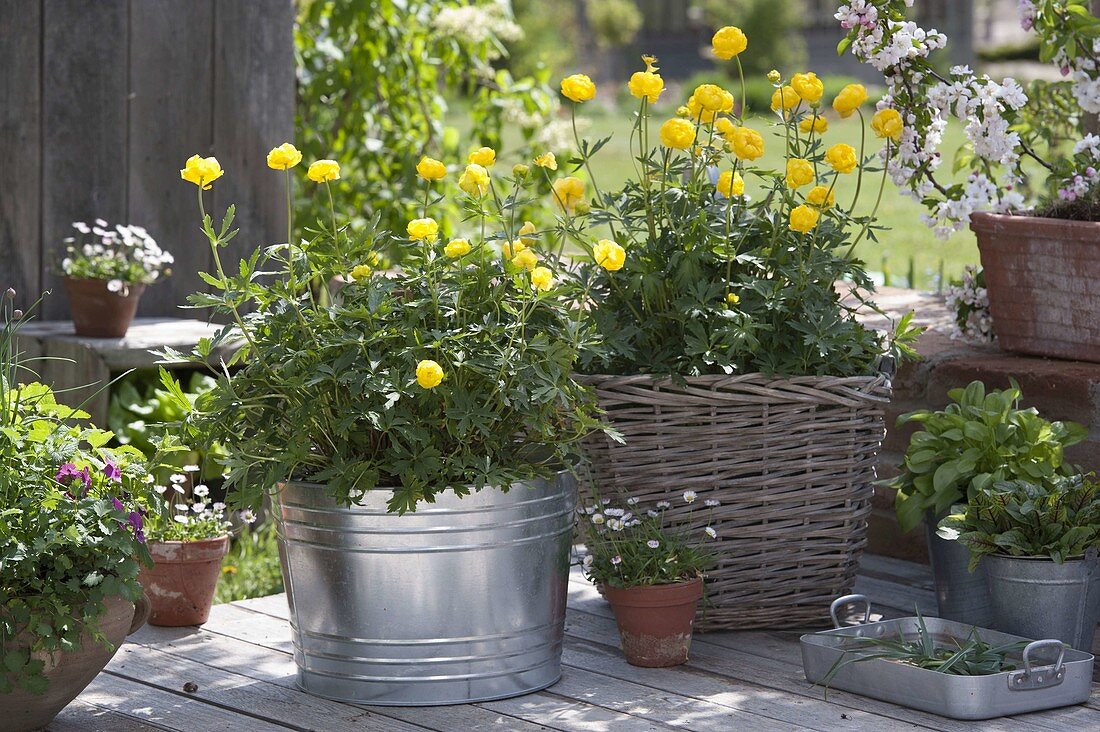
[50,556,1100,731]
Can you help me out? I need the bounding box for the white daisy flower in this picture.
[646,540,660,549]
[704,526,718,539]
[683,490,697,504]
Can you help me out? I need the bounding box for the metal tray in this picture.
[800,594,1095,720]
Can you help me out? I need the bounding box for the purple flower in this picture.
[56,463,93,497]
[128,510,146,544]
[112,496,125,512]
[103,458,122,482]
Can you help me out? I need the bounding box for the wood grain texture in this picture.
[0,0,42,302]
[40,0,129,320]
[128,0,215,318]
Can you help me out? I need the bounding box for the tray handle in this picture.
[1007,640,1067,692]
[829,594,872,629]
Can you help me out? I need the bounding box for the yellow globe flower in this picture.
[444,238,471,258]
[789,204,820,233]
[770,85,800,113]
[349,264,372,281]
[266,143,302,170]
[533,152,558,170]
[714,117,736,141]
[511,248,539,271]
[686,88,734,124]
[530,266,553,292]
[716,170,744,197]
[628,70,664,103]
[468,147,496,167]
[560,74,596,103]
[593,239,626,271]
[458,163,490,197]
[711,26,747,60]
[799,115,828,134]
[551,176,586,213]
[518,220,538,245]
[416,156,447,180]
[871,108,904,141]
[790,72,824,105]
[785,158,815,189]
[416,360,444,390]
[806,185,836,208]
[180,155,224,190]
[832,83,868,118]
[406,217,439,241]
[307,159,341,183]
[729,127,765,161]
[502,239,526,260]
[726,292,741,305]
[659,118,696,150]
[825,143,858,174]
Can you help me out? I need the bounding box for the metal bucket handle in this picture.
[830,594,872,629]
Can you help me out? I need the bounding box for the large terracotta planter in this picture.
[63,277,145,338]
[139,535,230,626]
[602,577,704,667]
[972,212,1100,362]
[0,594,148,732]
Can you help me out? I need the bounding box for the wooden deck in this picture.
[51,556,1100,731]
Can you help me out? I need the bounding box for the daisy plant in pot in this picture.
[163,145,604,705]
[59,219,173,338]
[0,288,176,731]
[580,491,717,667]
[839,0,1100,361]
[545,34,920,629]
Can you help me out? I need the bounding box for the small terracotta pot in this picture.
[64,277,145,338]
[139,535,230,626]
[602,577,704,667]
[1,594,148,732]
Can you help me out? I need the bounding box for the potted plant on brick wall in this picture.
[59,220,173,338]
[579,492,717,667]
[840,0,1100,362]
[888,380,1085,626]
[939,474,1100,651]
[0,290,167,731]
[166,146,603,705]
[551,38,920,629]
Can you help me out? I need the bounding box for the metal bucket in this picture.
[925,518,993,627]
[274,473,576,705]
[985,553,1100,652]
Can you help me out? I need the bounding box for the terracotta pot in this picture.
[139,535,230,626]
[63,277,145,338]
[0,594,148,732]
[601,577,704,667]
[972,212,1100,362]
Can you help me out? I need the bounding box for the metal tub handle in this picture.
[1008,640,1067,691]
[830,594,872,629]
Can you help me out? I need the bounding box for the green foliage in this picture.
[939,475,1100,570]
[698,0,806,78]
[295,0,557,261]
[580,493,715,588]
[584,0,643,50]
[215,524,285,604]
[888,381,1087,534]
[169,160,604,514]
[0,295,173,695]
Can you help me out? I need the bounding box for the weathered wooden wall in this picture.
[0,0,295,320]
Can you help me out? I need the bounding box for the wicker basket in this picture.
[579,372,891,630]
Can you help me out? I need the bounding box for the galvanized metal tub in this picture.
[925,518,993,627]
[274,473,576,705]
[985,553,1100,652]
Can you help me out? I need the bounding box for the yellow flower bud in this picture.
[307,159,341,183]
[349,264,372,281]
[659,118,696,150]
[573,199,591,215]
[716,170,744,198]
[416,360,444,389]
[533,152,558,170]
[459,163,490,197]
[502,239,526,259]
[790,72,824,105]
[266,143,302,170]
[518,221,537,246]
[180,155,224,190]
[416,156,447,180]
[676,105,691,118]
[785,158,815,189]
[767,69,781,83]
[825,143,858,174]
[871,108,904,142]
[628,70,665,103]
[560,74,596,103]
[468,147,496,167]
[711,26,748,60]
[789,204,820,233]
[726,293,741,305]
[512,163,529,178]
[530,266,553,292]
[832,83,868,118]
[593,239,626,271]
[406,217,439,241]
[444,239,471,258]
[807,185,836,208]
